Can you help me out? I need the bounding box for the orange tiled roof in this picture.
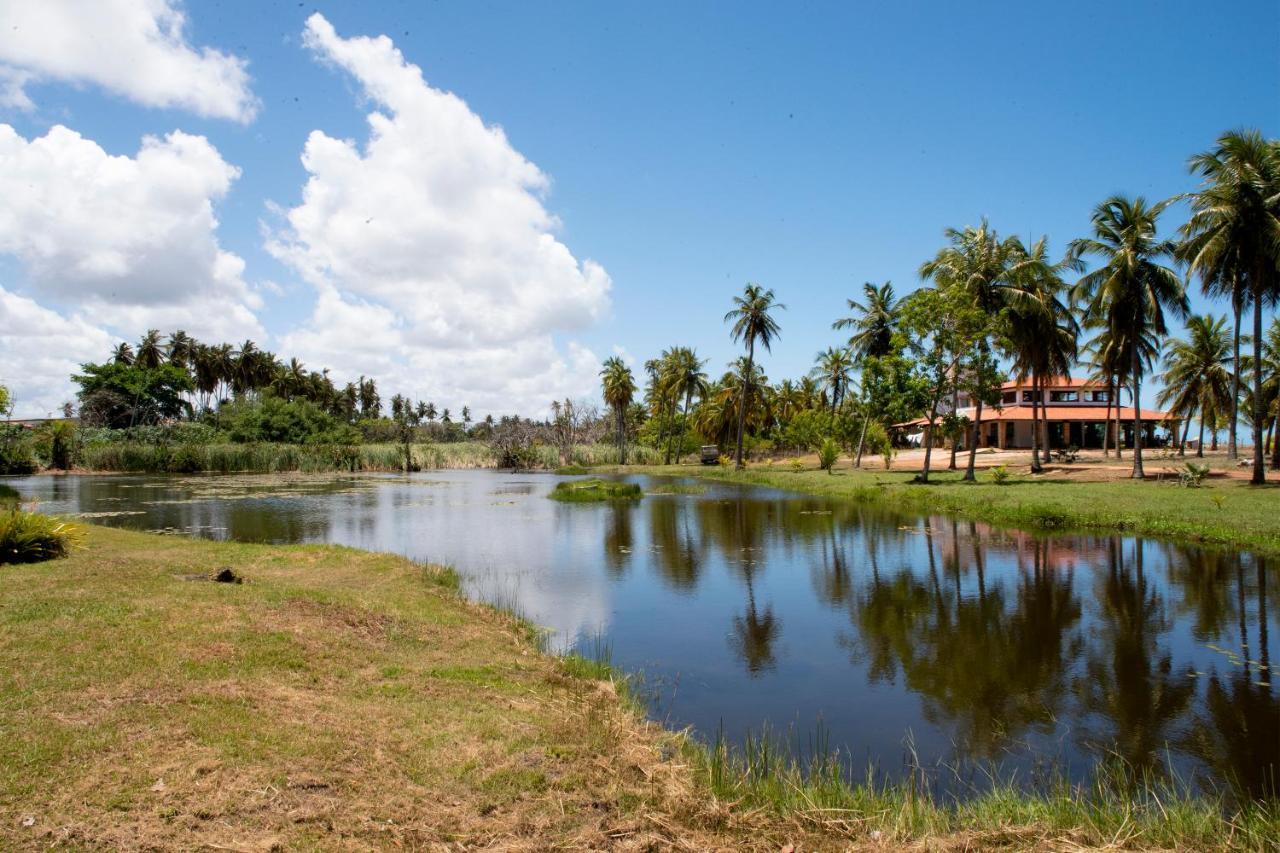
[1000,376,1100,390]
[899,405,1177,427]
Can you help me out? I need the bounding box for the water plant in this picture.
[549,478,643,502]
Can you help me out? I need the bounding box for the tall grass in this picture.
[0,509,77,564]
[691,725,1279,848]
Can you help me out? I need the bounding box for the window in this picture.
[1089,390,1110,402]
[1050,390,1079,402]
[1002,391,1016,404]
[1021,390,1039,403]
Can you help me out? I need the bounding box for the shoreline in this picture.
[1,524,1276,848]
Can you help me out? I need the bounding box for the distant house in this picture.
[900,377,1178,450]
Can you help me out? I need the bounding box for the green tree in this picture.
[1158,314,1234,457]
[73,361,194,428]
[810,346,854,414]
[724,283,784,468]
[1070,196,1188,479]
[833,281,900,358]
[600,356,637,464]
[1180,129,1280,484]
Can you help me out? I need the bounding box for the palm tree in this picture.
[135,330,164,369]
[111,342,135,366]
[920,221,1048,481]
[166,330,196,369]
[1003,237,1079,471]
[811,347,854,414]
[600,357,636,464]
[1181,129,1280,485]
[667,347,709,464]
[1070,196,1188,479]
[1158,314,1234,457]
[724,283,784,469]
[833,281,900,358]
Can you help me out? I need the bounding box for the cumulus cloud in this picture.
[267,14,611,415]
[0,123,262,342]
[0,287,116,417]
[0,0,257,122]
[0,123,263,415]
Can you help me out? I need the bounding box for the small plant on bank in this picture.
[549,478,643,503]
[1179,462,1210,488]
[990,465,1011,485]
[817,438,840,473]
[0,509,77,564]
[789,458,805,472]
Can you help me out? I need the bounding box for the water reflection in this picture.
[7,471,1276,799]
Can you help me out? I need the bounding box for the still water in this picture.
[9,471,1278,799]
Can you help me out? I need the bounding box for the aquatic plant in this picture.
[549,478,643,502]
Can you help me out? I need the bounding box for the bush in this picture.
[0,509,76,564]
[818,437,840,473]
[1180,462,1210,488]
[0,429,36,475]
[990,465,1010,485]
[48,421,76,470]
[224,395,359,445]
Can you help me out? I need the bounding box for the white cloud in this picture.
[267,14,611,415]
[0,123,263,344]
[0,0,257,122]
[0,286,116,417]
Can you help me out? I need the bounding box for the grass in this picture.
[548,478,643,502]
[691,728,1279,849]
[0,509,77,564]
[2,525,1274,848]
[622,460,1280,557]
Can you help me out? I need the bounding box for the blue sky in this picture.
[0,0,1276,416]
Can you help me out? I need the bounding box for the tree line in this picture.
[598,129,1280,485]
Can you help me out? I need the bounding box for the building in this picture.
[901,377,1179,450]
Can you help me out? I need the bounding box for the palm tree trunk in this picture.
[734,340,753,469]
[854,384,870,467]
[964,397,983,481]
[1270,412,1279,470]
[921,402,939,484]
[1113,376,1122,460]
[1131,346,1144,479]
[1193,406,1203,458]
[948,380,960,470]
[1030,373,1042,473]
[1251,296,1266,485]
[1101,382,1112,458]
[1229,292,1242,460]
[674,389,693,465]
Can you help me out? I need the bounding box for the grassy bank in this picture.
[3,526,1277,849]
[626,461,1280,556]
[73,441,661,474]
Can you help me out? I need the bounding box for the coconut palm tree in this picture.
[724,283,784,468]
[920,221,1048,480]
[135,329,165,369]
[667,347,709,464]
[1180,129,1280,485]
[166,330,196,369]
[1158,314,1234,457]
[600,356,637,464]
[111,342,135,366]
[1070,196,1189,479]
[833,282,900,359]
[811,346,854,414]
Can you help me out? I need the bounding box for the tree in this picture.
[667,347,708,465]
[135,329,165,369]
[833,281,900,358]
[73,362,193,428]
[724,283,784,468]
[1181,129,1280,485]
[600,356,637,464]
[1158,314,1234,457]
[919,221,1048,480]
[811,347,854,414]
[1070,196,1188,479]
[111,342,135,366]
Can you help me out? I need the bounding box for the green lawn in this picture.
[625,460,1280,555]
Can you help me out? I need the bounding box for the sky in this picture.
[0,0,1276,418]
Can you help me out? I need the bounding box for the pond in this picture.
[8,470,1277,800]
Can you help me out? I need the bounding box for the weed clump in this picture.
[0,509,76,564]
[549,478,643,503]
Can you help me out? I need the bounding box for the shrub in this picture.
[789,459,805,472]
[0,431,36,475]
[817,437,840,473]
[225,395,359,445]
[0,509,76,564]
[1180,462,1210,488]
[990,465,1010,485]
[48,421,77,470]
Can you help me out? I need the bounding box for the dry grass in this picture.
[0,526,779,850]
